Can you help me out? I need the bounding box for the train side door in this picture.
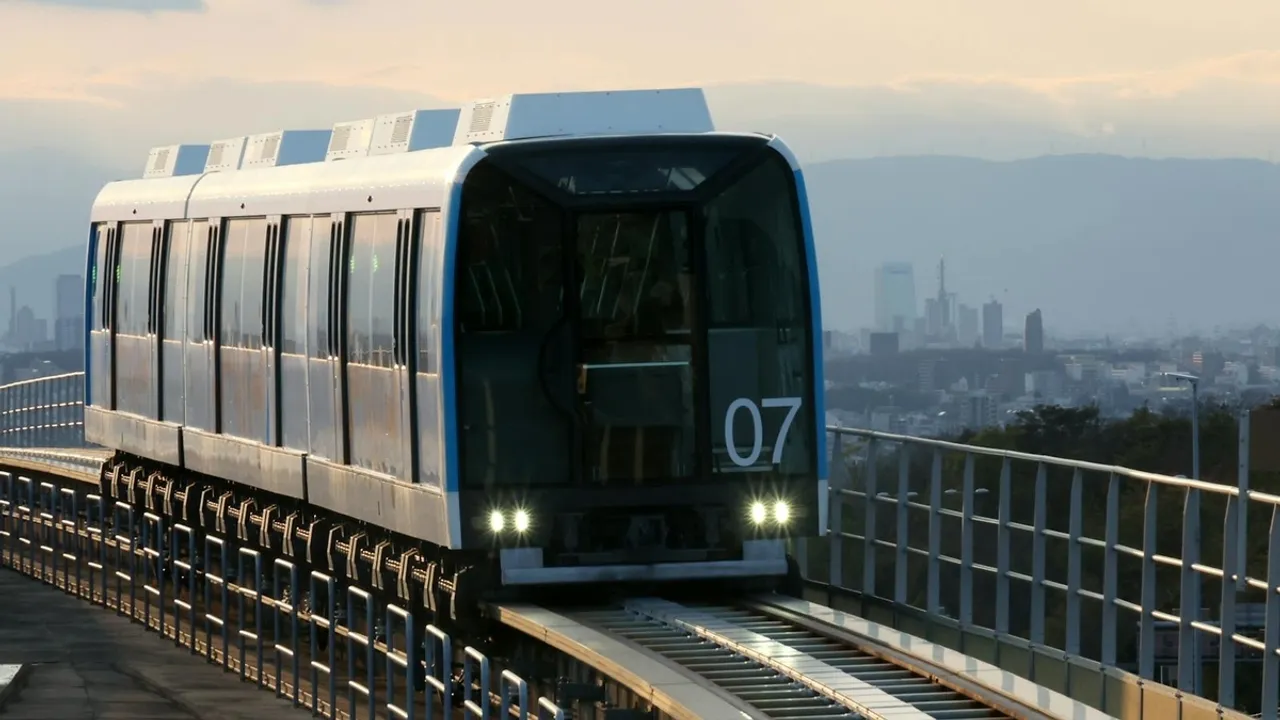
[203,221,223,432]
[146,221,165,419]
[329,214,350,463]
[568,209,702,485]
[392,210,418,482]
[262,217,283,446]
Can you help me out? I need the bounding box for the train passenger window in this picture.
[306,216,332,359]
[454,162,569,490]
[90,223,111,330]
[280,216,311,355]
[185,221,210,342]
[415,210,441,372]
[163,220,189,340]
[117,221,152,336]
[455,164,561,333]
[347,212,397,367]
[220,218,268,350]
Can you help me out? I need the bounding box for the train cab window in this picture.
[117,221,152,336]
[702,154,814,476]
[454,137,817,489]
[518,143,738,195]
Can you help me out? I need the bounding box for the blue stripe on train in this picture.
[794,168,827,482]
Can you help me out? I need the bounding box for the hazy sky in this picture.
[4,0,1280,335]
[4,0,1280,105]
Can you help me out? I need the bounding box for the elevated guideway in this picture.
[0,371,1275,719]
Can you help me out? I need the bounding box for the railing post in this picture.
[1176,487,1202,695]
[1030,464,1047,646]
[995,458,1011,639]
[1101,473,1120,667]
[828,430,845,589]
[1258,506,1279,720]
[861,437,877,597]
[959,453,975,630]
[1065,468,1083,657]
[1217,495,1239,710]
[1236,410,1250,591]
[1138,484,1158,680]
[893,449,909,604]
[926,449,942,616]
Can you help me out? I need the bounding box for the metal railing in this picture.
[811,425,1280,720]
[0,372,90,449]
[0,470,567,720]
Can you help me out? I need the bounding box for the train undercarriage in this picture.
[95,451,805,651]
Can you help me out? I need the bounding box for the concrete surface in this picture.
[0,568,310,720]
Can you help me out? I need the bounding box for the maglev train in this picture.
[83,87,826,591]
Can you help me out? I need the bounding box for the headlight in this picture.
[749,499,792,527]
[484,508,532,535]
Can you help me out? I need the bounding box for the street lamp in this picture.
[1162,371,1200,480]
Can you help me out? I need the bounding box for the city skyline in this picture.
[869,258,1050,352]
[4,272,84,353]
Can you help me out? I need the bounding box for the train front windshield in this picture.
[454,135,817,493]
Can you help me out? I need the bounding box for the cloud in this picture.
[7,0,206,11]
[0,77,450,168]
[9,54,1280,168]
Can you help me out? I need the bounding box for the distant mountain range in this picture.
[804,154,1280,335]
[2,148,1278,336]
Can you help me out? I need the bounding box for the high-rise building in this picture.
[54,274,84,352]
[982,300,1002,348]
[924,257,953,341]
[873,262,916,333]
[1024,308,1044,353]
[957,304,979,346]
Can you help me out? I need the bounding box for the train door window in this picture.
[220,218,268,350]
[307,216,333,359]
[701,154,814,476]
[185,221,210,342]
[280,216,311,356]
[117,221,152,336]
[219,220,247,345]
[241,221,267,350]
[346,213,389,366]
[163,220,190,341]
